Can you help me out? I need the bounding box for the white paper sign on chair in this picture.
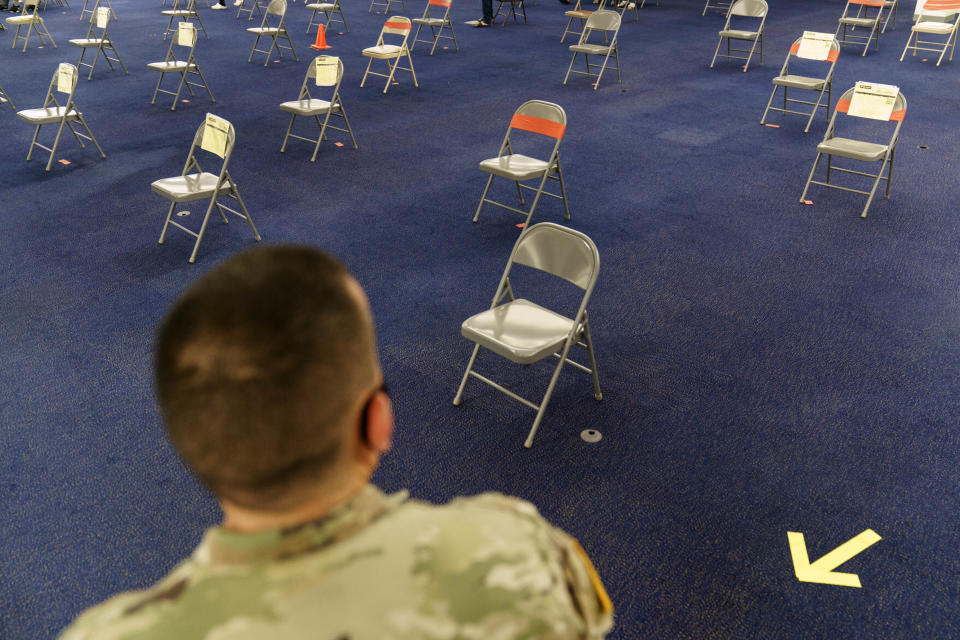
[57,64,75,94]
[315,56,338,86]
[847,81,899,120]
[797,31,833,59]
[177,21,194,46]
[202,113,229,157]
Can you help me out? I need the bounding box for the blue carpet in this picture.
[1,0,959,637]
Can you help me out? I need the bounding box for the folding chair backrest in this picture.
[843,0,883,16]
[731,0,766,17]
[510,223,599,291]
[304,55,343,90]
[510,100,567,141]
[382,16,412,39]
[49,63,78,103]
[835,86,907,121]
[21,0,39,13]
[428,0,451,8]
[918,0,960,18]
[584,9,620,32]
[186,116,236,175]
[266,0,286,17]
[87,3,111,36]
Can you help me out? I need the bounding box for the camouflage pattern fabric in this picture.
[59,486,614,639]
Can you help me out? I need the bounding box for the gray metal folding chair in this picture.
[835,0,884,55]
[799,85,906,218]
[900,0,960,65]
[879,0,899,31]
[710,0,766,71]
[163,0,208,41]
[494,0,526,25]
[154,115,261,263]
[473,99,571,225]
[412,0,458,55]
[17,63,105,171]
[306,0,348,34]
[760,34,839,133]
[148,22,215,110]
[280,56,358,161]
[453,222,602,449]
[247,0,298,67]
[361,16,417,93]
[370,0,403,13]
[564,9,621,90]
[237,0,268,22]
[70,2,128,80]
[81,0,116,22]
[702,0,730,16]
[6,0,56,53]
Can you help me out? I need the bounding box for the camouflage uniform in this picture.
[59,486,613,639]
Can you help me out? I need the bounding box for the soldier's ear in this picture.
[363,389,393,454]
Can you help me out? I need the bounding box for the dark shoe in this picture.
[559,0,571,4]
[474,17,491,27]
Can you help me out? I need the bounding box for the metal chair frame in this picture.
[760,35,839,133]
[280,56,358,161]
[148,23,215,110]
[237,0,268,22]
[412,0,458,55]
[473,99,571,225]
[306,0,348,34]
[0,84,14,110]
[453,222,602,449]
[900,1,960,65]
[16,63,105,171]
[81,0,116,22]
[835,0,884,55]
[6,0,57,53]
[369,0,403,13]
[247,0,298,67]
[70,3,128,80]
[799,86,907,218]
[563,9,621,90]
[163,0,208,41]
[702,0,730,16]
[494,0,526,25]
[154,117,261,263]
[561,0,599,44]
[360,16,418,93]
[710,0,767,71]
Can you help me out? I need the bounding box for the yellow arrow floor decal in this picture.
[787,529,882,588]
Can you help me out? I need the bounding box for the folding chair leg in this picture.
[76,114,106,159]
[382,57,399,93]
[228,178,261,241]
[340,106,359,149]
[406,51,418,86]
[158,201,177,245]
[884,149,894,199]
[594,50,613,89]
[280,113,296,152]
[523,339,573,448]
[760,85,778,125]
[563,51,578,85]
[581,313,602,400]
[188,200,216,263]
[799,152,823,203]
[804,86,828,134]
[555,161,571,220]
[710,36,723,68]
[473,174,495,222]
[452,344,481,405]
[743,37,759,71]
[43,120,69,171]
[360,57,375,87]
[860,156,888,218]
[26,125,42,161]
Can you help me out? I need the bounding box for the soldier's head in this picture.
[155,245,391,513]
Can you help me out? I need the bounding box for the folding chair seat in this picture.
[306,0,347,34]
[799,83,906,218]
[412,0,458,55]
[369,0,403,13]
[561,0,596,44]
[237,0,268,21]
[280,56,358,161]
[702,0,730,16]
[80,0,115,22]
[473,100,571,225]
[494,0,526,25]
[564,9,621,90]
[163,0,208,41]
[900,0,960,65]
[760,33,839,133]
[453,222,602,448]
[70,3,128,80]
[16,63,105,171]
[148,22,215,110]
[247,0,298,66]
[361,16,417,93]
[6,0,56,53]
[154,114,261,263]
[835,0,884,55]
[710,0,766,71]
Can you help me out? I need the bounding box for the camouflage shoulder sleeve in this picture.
[455,492,615,638]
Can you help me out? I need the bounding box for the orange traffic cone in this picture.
[311,23,330,50]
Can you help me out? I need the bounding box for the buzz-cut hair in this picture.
[154,245,377,511]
